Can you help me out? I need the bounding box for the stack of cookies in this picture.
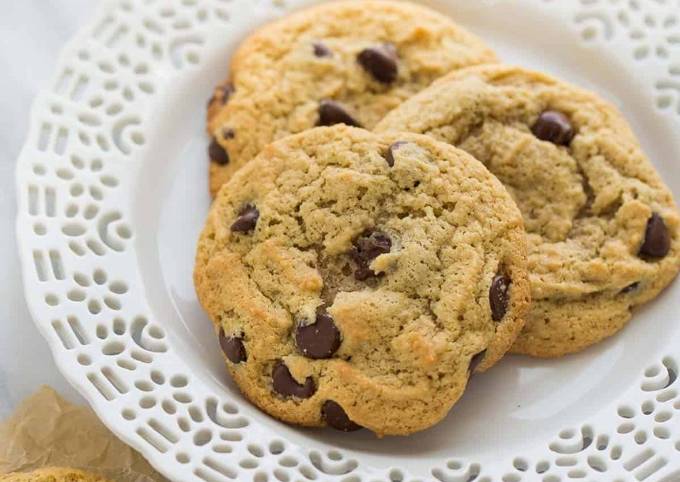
[194,0,680,436]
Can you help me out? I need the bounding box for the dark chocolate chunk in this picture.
[208,82,235,107]
[295,310,341,359]
[318,100,361,127]
[531,110,575,146]
[357,44,398,83]
[621,282,640,294]
[490,274,511,322]
[209,138,230,165]
[385,141,407,167]
[321,400,362,431]
[231,204,259,233]
[272,360,316,398]
[639,212,671,258]
[313,42,332,58]
[351,230,392,280]
[218,329,247,364]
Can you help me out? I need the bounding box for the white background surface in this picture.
[0,1,99,416]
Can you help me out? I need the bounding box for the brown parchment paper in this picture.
[0,386,169,482]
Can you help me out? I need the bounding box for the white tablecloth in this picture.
[0,1,99,416]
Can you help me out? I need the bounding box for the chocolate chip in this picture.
[469,350,487,374]
[207,82,235,108]
[295,311,341,359]
[231,204,259,233]
[318,100,361,127]
[321,400,362,431]
[209,138,230,165]
[531,110,575,146]
[313,42,332,58]
[639,212,671,258]
[218,329,246,364]
[357,44,398,83]
[222,127,235,139]
[385,141,407,167]
[490,275,511,322]
[221,83,235,103]
[621,282,640,294]
[351,230,392,280]
[272,361,316,399]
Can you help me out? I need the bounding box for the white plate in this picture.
[15,0,680,480]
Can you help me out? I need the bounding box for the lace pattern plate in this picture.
[15,0,680,481]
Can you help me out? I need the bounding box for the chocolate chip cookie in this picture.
[376,64,680,357]
[0,468,110,482]
[205,0,497,196]
[194,125,530,435]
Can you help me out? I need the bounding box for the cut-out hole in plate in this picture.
[77,354,92,366]
[501,474,520,482]
[103,340,125,356]
[171,374,188,387]
[279,456,298,468]
[162,400,177,415]
[213,443,232,454]
[239,458,258,469]
[269,440,285,455]
[194,429,212,447]
[249,444,264,458]
[122,409,136,421]
[221,431,242,442]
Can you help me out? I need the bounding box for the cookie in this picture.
[376,64,680,357]
[205,0,497,196]
[194,125,530,435]
[0,468,110,482]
